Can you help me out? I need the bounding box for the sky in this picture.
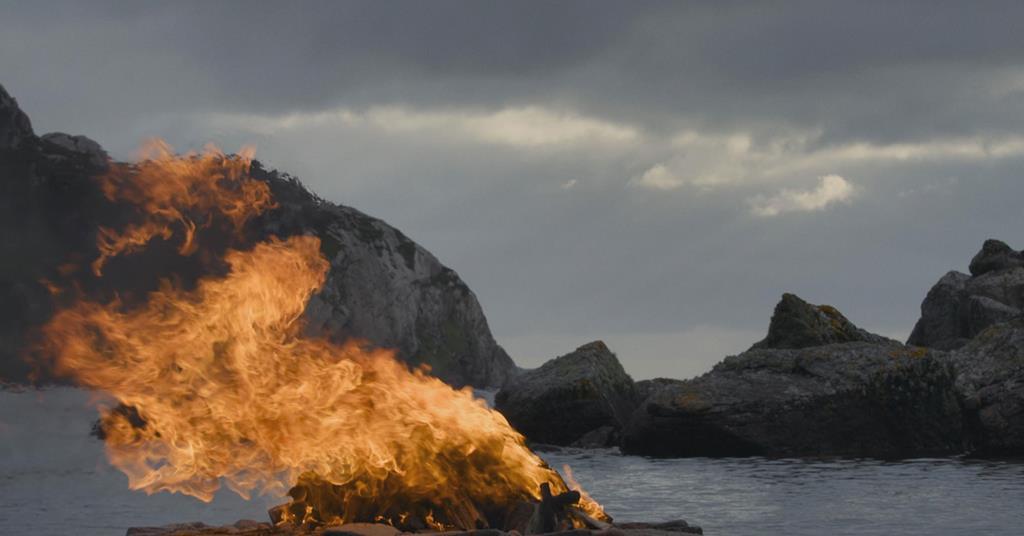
[2,1,1023,380]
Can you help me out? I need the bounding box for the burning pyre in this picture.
[35,141,609,532]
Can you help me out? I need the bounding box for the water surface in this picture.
[2,388,1022,535]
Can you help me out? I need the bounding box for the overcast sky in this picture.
[3,1,1023,380]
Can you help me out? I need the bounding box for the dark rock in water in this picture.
[750,293,892,350]
[570,425,618,448]
[908,240,1024,349]
[495,341,639,445]
[969,239,1024,276]
[950,319,1024,456]
[621,341,963,457]
[0,82,513,388]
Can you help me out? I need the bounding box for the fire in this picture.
[39,142,607,529]
[91,140,275,275]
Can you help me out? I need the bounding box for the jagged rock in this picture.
[495,341,639,445]
[950,319,1024,455]
[908,240,1024,349]
[0,83,33,150]
[750,293,892,350]
[907,271,972,350]
[40,132,109,168]
[0,83,513,388]
[621,341,963,457]
[969,239,1024,276]
[634,378,684,405]
[966,295,1021,338]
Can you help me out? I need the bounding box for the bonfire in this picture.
[37,142,613,534]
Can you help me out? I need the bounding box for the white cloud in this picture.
[560,179,578,190]
[635,129,1024,192]
[629,163,685,191]
[203,105,640,149]
[748,174,856,217]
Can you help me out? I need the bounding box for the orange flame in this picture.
[91,139,275,275]
[40,142,607,528]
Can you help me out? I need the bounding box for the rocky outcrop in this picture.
[0,84,33,150]
[0,82,513,388]
[908,240,1024,349]
[495,341,639,446]
[40,132,109,168]
[256,168,515,387]
[621,295,963,458]
[950,319,1024,455]
[751,293,892,350]
[969,238,1024,276]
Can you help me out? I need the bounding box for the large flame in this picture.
[91,140,275,275]
[39,142,605,529]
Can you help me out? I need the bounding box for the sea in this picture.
[2,387,1022,536]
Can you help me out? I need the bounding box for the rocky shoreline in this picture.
[495,240,1024,459]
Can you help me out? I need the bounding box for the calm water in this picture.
[2,388,1023,536]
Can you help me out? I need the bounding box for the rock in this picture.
[40,131,109,168]
[907,271,971,349]
[495,341,639,445]
[965,295,1021,338]
[634,378,684,402]
[570,425,617,448]
[969,239,1024,276]
[0,83,34,150]
[950,319,1024,455]
[621,300,963,458]
[0,83,513,389]
[908,240,1024,349]
[750,293,892,350]
[255,168,515,388]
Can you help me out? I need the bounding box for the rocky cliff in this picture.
[0,83,514,388]
[621,295,963,457]
[908,239,1024,350]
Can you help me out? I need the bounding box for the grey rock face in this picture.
[751,293,892,350]
[40,132,109,168]
[969,239,1024,276]
[907,271,972,350]
[621,341,963,457]
[0,83,513,388]
[261,179,516,387]
[495,341,639,445]
[908,240,1024,349]
[950,319,1024,455]
[0,84,33,150]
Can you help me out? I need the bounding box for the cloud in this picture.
[204,105,640,149]
[560,179,579,190]
[748,174,856,217]
[629,163,685,191]
[632,129,1024,194]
